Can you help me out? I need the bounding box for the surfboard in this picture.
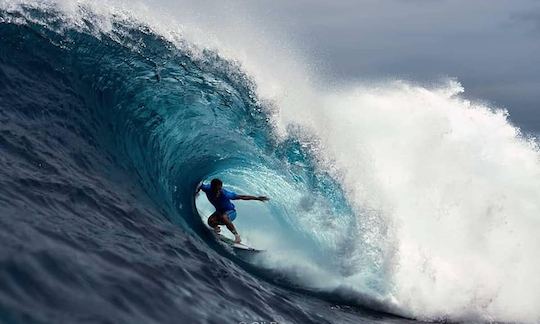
[216,233,264,252]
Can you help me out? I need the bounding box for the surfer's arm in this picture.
[195,183,207,197]
[196,182,209,194]
[235,195,269,201]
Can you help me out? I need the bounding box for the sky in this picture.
[233,0,540,133]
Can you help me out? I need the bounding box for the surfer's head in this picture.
[210,178,222,195]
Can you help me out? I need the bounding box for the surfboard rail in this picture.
[217,233,264,252]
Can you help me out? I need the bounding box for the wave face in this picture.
[0,3,382,324]
[1,2,540,324]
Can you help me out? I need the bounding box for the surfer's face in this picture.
[211,182,222,195]
[210,178,223,196]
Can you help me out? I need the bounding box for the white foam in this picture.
[287,80,540,322]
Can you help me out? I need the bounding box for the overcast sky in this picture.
[230,0,540,132]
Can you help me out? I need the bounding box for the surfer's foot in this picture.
[213,226,221,234]
[234,233,241,243]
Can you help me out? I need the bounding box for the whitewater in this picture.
[1,1,540,323]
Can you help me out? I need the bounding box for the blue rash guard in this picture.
[200,184,238,221]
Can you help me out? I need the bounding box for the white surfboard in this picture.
[216,233,264,252]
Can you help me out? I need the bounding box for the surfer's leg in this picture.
[220,212,240,243]
[207,212,221,233]
[222,215,236,233]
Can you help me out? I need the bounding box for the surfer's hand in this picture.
[258,196,269,202]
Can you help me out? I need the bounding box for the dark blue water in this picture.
[0,5,421,324]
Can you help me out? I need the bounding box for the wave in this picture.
[1,1,540,323]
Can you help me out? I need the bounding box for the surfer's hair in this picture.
[210,178,222,194]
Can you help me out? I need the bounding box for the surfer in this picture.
[197,178,269,243]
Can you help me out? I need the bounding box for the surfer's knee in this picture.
[220,213,231,225]
[207,214,218,227]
